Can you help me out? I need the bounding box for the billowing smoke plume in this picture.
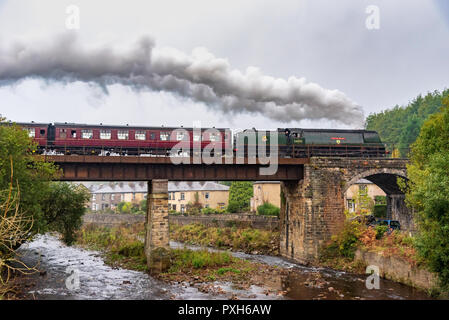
[0,34,364,126]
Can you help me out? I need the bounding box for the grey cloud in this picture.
[0,34,364,126]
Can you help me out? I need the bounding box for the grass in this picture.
[76,223,147,271]
[170,223,279,255]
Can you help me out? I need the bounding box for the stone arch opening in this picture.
[344,169,413,231]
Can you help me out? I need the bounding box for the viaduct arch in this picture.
[280,157,411,264]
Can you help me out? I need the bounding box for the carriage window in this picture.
[176,131,186,141]
[100,130,111,140]
[160,132,170,141]
[71,130,77,138]
[193,133,201,142]
[60,129,67,139]
[40,129,46,136]
[135,131,146,140]
[149,133,156,140]
[81,129,93,139]
[24,128,35,138]
[118,130,129,140]
[209,133,220,142]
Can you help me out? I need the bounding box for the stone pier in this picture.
[144,179,170,274]
[280,157,411,264]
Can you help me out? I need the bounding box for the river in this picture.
[15,234,432,300]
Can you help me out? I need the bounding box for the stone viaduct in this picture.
[280,157,410,264]
[45,155,410,268]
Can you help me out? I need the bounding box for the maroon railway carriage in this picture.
[18,122,232,156]
[15,122,50,149]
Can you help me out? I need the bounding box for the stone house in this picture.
[83,181,229,213]
[250,181,281,212]
[168,181,229,213]
[345,179,386,213]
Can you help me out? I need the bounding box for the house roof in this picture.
[84,181,229,194]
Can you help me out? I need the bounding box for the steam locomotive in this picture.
[13,122,387,158]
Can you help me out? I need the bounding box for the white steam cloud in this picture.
[0,34,364,126]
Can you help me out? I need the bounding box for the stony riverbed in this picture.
[13,234,432,300]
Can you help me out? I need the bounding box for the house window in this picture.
[132,193,136,200]
[59,128,67,139]
[359,184,368,195]
[111,194,115,201]
[100,130,111,140]
[102,194,105,201]
[205,192,210,199]
[172,192,175,200]
[24,128,36,138]
[118,130,129,140]
[181,205,185,213]
[160,132,170,141]
[135,131,146,140]
[92,194,96,201]
[92,203,96,211]
[172,205,177,211]
[168,193,172,200]
[205,204,209,208]
[82,129,93,139]
[347,199,355,213]
[180,193,185,200]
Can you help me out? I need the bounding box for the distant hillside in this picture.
[365,89,449,157]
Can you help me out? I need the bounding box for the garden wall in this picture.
[355,249,438,291]
[83,213,279,230]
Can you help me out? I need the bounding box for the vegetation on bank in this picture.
[0,117,90,298]
[319,220,418,273]
[170,223,279,255]
[75,224,267,286]
[403,96,449,292]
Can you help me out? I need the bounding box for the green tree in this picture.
[404,96,449,291]
[140,199,147,212]
[365,89,449,155]
[0,119,58,233]
[118,201,132,213]
[228,182,253,213]
[41,182,90,245]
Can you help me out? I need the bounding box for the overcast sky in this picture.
[0,0,448,130]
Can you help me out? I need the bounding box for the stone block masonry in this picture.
[144,179,170,274]
[280,157,410,264]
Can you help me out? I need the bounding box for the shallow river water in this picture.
[16,234,432,300]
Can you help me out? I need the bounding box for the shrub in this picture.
[373,204,387,218]
[226,201,240,213]
[201,207,219,215]
[257,203,280,217]
[321,221,364,259]
[375,225,389,239]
